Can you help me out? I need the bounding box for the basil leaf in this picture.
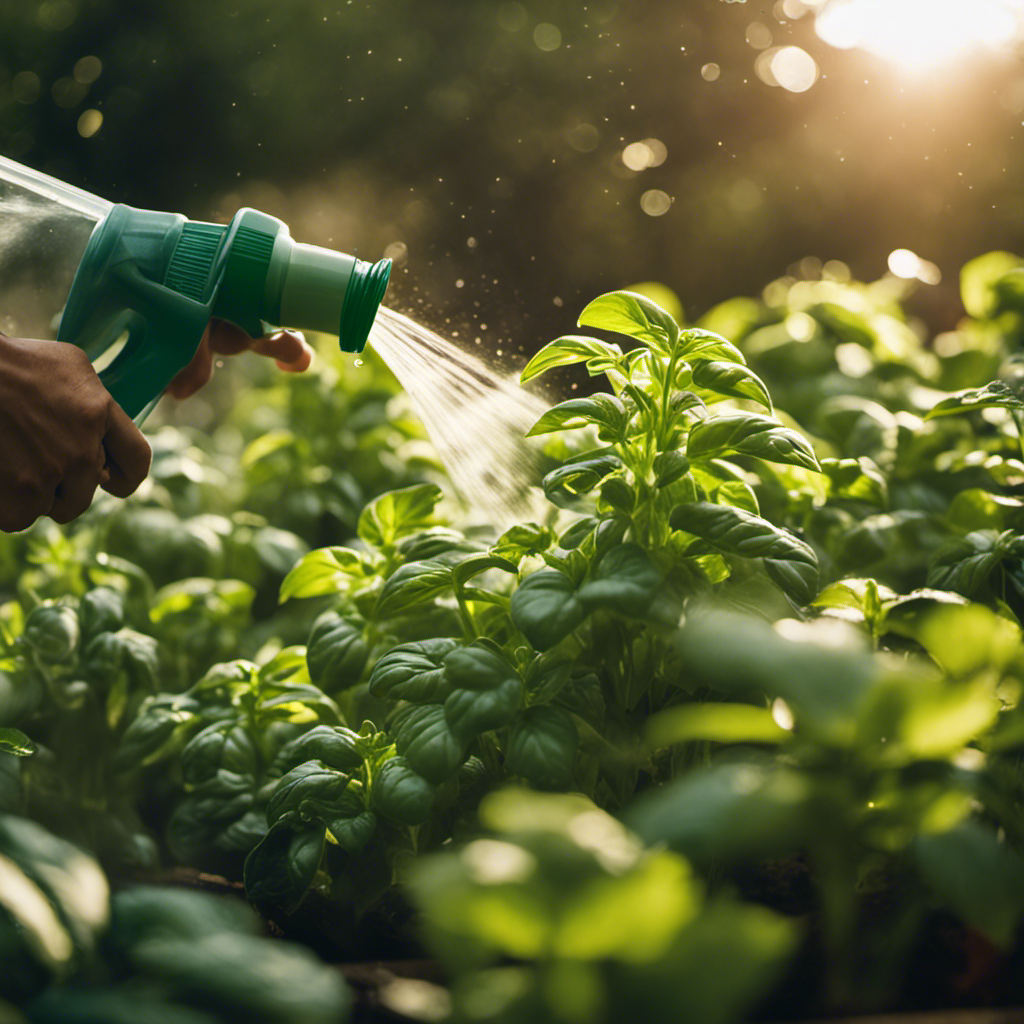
[526,394,630,441]
[510,571,586,650]
[671,502,819,605]
[820,457,888,508]
[927,530,1007,595]
[520,335,625,384]
[306,613,369,693]
[375,557,455,618]
[392,703,466,783]
[578,290,679,349]
[504,706,578,790]
[280,546,376,603]
[691,360,772,412]
[23,604,80,664]
[577,543,662,616]
[244,821,325,913]
[679,328,747,365]
[371,757,435,826]
[444,676,523,741]
[0,727,34,757]
[368,639,460,703]
[443,642,519,692]
[542,452,624,508]
[687,413,820,472]
[926,379,1024,419]
[357,484,443,549]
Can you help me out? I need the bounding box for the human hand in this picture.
[165,318,314,400]
[0,332,152,532]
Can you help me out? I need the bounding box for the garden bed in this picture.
[5,260,1024,1022]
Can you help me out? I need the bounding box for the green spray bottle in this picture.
[0,155,391,421]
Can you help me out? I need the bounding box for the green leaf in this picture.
[357,484,444,549]
[368,639,460,703]
[376,557,455,618]
[927,530,1006,595]
[673,611,874,741]
[0,727,35,757]
[820,457,888,507]
[392,703,467,783]
[679,328,747,365]
[914,822,1024,947]
[714,480,759,515]
[687,413,819,472]
[306,613,369,693]
[452,553,519,590]
[555,850,697,961]
[526,394,630,441]
[926,379,1024,419]
[280,547,376,603]
[444,642,520,692]
[504,706,578,790]
[23,604,79,664]
[520,335,624,384]
[960,251,1024,319]
[266,762,351,825]
[691,361,772,412]
[542,452,624,508]
[510,571,586,650]
[599,476,636,513]
[371,757,435,826]
[244,822,325,913]
[646,704,789,750]
[577,543,662,616]
[578,290,679,349]
[273,725,363,774]
[445,676,524,740]
[79,587,126,639]
[625,761,814,866]
[670,503,819,605]
[654,451,691,488]
[491,523,554,563]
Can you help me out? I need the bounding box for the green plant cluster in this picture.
[5,257,1024,1020]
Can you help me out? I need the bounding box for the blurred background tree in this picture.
[3,0,1024,356]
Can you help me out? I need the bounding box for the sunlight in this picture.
[815,0,1024,71]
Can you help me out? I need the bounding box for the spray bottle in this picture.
[0,155,391,421]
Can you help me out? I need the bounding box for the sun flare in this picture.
[815,0,1024,71]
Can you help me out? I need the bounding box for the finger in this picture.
[100,399,152,498]
[0,482,54,533]
[166,336,214,400]
[49,452,105,524]
[251,330,314,371]
[205,318,256,356]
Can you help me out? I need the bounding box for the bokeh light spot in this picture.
[36,0,76,30]
[73,55,102,84]
[770,46,819,92]
[701,62,721,81]
[534,23,562,51]
[566,122,599,152]
[887,248,942,284]
[623,142,654,171]
[640,189,672,216]
[746,22,773,49]
[77,108,103,138]
[496,2,528,32]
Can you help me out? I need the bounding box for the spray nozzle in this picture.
[58,204,391,421]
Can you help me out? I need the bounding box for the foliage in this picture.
[8,260,1024,1019]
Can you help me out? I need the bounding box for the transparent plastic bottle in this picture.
[0,155,112,340]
